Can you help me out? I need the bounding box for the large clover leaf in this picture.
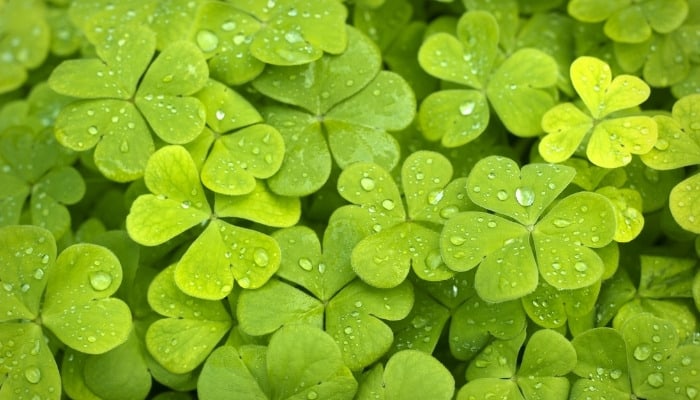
[253,26,416,196]
[0,127,84,239]
[338,151,475,288]
[417,10,559,146]
[568,0,689,43]
[49,25,209,181]
[126,145,283,300]
[441,155,617,302]
[198,325,358,399]
[539,56,657,168]
[457,329,577,400]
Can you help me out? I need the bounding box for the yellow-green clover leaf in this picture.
[254,26,415,196]
[441,155,616,302]
[340,151,475,289]
[50,25,209,181]
[198,325,358,400]
[669,172,700,233]
[540,56,657,168]
[146,265,232,374]
[570,327,632,399]
[642,94,700,170]
[418,10,559,145]
[126,145,282,299]
[355,350,455,400]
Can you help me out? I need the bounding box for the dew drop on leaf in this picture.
[647,372,664,388]
[687,387,698,399]
[196,29,219,52]
[428,190,444,205]
[515,187,535,207]
[221,21,236,31]
[24,366,41,384]
[360,177,375,191]
[298,257,313,271]
[181,201,191,209]
[381,199,395,210]
[89,271,113,291]
[87,125,98,135]
[682,356,693,366]
[459,101,475,116]
[610,369,622,379]
[496,190,508,201]
[354,301,363,308]
[253,248,269,267]
[440,206,459,219]
[318,263,326,274]
[33,268,44,280]
[120,141,129,153]
[87,335,97,343]
[307,391,318,400]
[633,344,652,361]
[215,109,225,121]
[552,218,572,228]
[574,262,588,272]
[450,235,466,245]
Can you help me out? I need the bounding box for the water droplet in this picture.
[634,344,651,361]
[284,30,303,43]
[552,218,572,228]
[215,109,225,121]
[574,262,588,272]
[450,235,466,245]
[381,199,395,210]
[515,187,535,207]
[344,326,353,335]
[360,177,375,191]
[221,21,237,31]
[687,387,698,399]
[196,29,219,52]
[33,268,44,280]
[459,101,475,116]
[428,190,444,205]
[425,250,443,270]
[654,139,670,151]
[87,335,97,343]
[181,200,191,209]
[238,277,251,288]
[317,263,326,274]
[298,258,313,271]
[354,301,363,308]
[487,221,497,228]
[307,391,318,400]
[253,248,269,267]
[440,206,459,219]
[89,271,113,291]
[120,140,129,153]
[647,372,664,388]
[496,190,508,201]
[652,335,661,343]
[87,126,98,135]
[610,369,622,379]
[24,367,41,384]
[162,74,174,83]
[681,356,692,366]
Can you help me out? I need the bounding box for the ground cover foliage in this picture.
[1,0,700,399]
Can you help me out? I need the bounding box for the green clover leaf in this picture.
[441,155,616,301]
[418,10,559,142]
[214,182,301,228]
[571,327,631,399]
[568,0,689,43]
[642,94,700,170]
[522,280,600,329]
[0,0,50,94]
[387,288,450,354]
[50,25,209,181]
[254,26,415,196]
[669,172,700,233]
[355,350,455,400]
[146,265,232,374]
[0,127,85,239]
[622,313,700,399]
[339,152,474,288]
[353,0,412,52]
[457,329,576,400]
[638,255,696,298]
[596,186,644,242]
[540,56,657,168]
[126,145,282,299]
[198,325,357,400]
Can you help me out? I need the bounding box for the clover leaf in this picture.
[146,265,232,374]
[523,280,600,329]
[0,0,50,94]
[198,325,357,400]
[457,329,576,400]
[642,94,700,169]
[50,25,209,181]
[418,10,559,145]
[339,151,475,288]
[441,155,617,302]
[669,172,700,233]
[568,0,689,43]
[126,145,282,299]
[0,127,85,239]
[596,186,644,242]
[194,79,286,197]
[570,327,632,399]
[540,56,657,168]
[355,350,455,400]
[638,255,696,299]
[387,288,450,354]
[254,26,415,196]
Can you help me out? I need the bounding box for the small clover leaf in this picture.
[418,11,559,142]
[198,325,358,400]
[571,327,631,399]
[522,280,600,328]
[355,350,455,400]
[540,56,657,168]
[41,242,131,354]
[622,313,700,400]
[146,265,232,374]
[50,26,209,181]
[353,0,412,52]
[457,329,576,400]
[669,172,700,233]
[388,288,451,354]
[642,94,700,169]
[254,27,415,195]
[214,182,301,228]
[596,186,644,242]
[638,255,696,298]
[0,323,61,400]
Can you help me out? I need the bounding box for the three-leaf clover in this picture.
[253,26,416,196]
[539,56,658,168]
[197,324,358,399]
[193,0,348,84]
[440,155,617,302]
[457,329,577,400]
[0,127,84,239]
[49,25,209,181]
[0,225,132,399]
[126,145,283,300]
[418,10,559,146]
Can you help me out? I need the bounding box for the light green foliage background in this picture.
[1,0,700,399]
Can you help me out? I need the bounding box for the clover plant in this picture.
[2,1,700,399]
